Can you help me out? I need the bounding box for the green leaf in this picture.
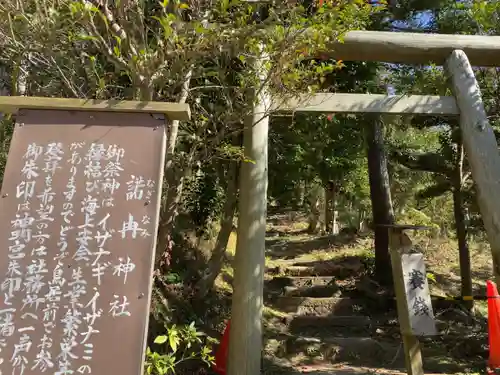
[154,335,168,344]
[76,33,98,42]
[426,272,436,283]
[168,327,180,353]
[220,0,230,12]
[194,22,206,34]
[155,362,164,375]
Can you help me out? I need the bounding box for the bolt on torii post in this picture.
[227,30,500,375]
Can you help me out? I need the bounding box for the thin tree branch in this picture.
[50,56,81,97]
[90,0,139,58]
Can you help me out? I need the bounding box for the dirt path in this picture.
[259,213,488,375]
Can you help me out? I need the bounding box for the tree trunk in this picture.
[156,155,193,268]
[308,193,321,233]
[0,64,7,96]
[358,208,367,232]
[324,184,333,233]
[324,181,339,234]
[13,57,29,96]
[296,180,306,208]
[195,161,239,299]
[365,115,395,286]
[332,207,339,234]
[452,140,473,310]
[155,69,192,268]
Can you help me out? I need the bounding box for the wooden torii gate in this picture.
[227,31,500,375]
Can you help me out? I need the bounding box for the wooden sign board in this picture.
[401,253,437,336]
[0,109,166,375]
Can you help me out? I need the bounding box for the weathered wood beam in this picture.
[0,96,191,121]
[274,93,459,115]
[325,31,500,67]
[445,50,500,284]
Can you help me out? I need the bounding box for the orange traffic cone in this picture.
[213,320,230,375]
[487,280,500,374]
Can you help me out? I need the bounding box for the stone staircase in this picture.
[258,220,486,374]
[262,265,405,371]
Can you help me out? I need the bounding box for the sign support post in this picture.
[385,224,437,375]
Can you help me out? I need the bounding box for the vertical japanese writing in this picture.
[75,143,126,375]
[408,268,428,318]
[4,143,45,375]
[145,179,155,202]
[55,142,105,375]
[55,142,85,375]
[11,325,34,375]
[125,175,145,201]
[102,144,123,201]
[123,174,153,240]
[119,214,151,240]
[0,308,16,372]
[408,269,425,290]
[0,119,161,375]
[412,296,430,316]
[37,142,75,375]
[402,254,437,336]
[78,288,101,375]
[22,142,63,373]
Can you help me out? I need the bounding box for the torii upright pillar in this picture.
[227,56,270,375]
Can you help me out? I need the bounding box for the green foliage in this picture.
[358,250,376,276]
[182,165,226,235]
[268,58,382,214]
[216,143,254,164]
[0,117,14,186]
[426,272,436,284]
[399,208,440,235]
[386,0,500,237]
[269,112,370,212]
[470,1,500,33]
[165,272,182,285]
[145,322,214,375]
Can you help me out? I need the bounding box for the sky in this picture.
[386,10,435,96]
[392,10,434,31]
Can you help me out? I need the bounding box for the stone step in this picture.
[285,335,400,365]
[266,276,337,289]
[287,315,373,338]
[273,297,366,315]
[283,285,341,298]
[289,314,371,327]
[279,264,363,278]
[263,333,402,369]
[264,276,341,300]
[266,257,365,278]
[262,357,446,375]
[284,314,459,339]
